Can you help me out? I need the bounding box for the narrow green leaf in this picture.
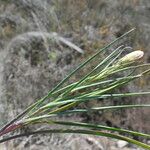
[52,63,149,96]
[1,129,149,149]
[58,104,150,114]
[24,104,150,123]
[37,75,141,114]
[60,45,125,98]
[52,121,150,138]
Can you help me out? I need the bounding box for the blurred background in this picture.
[0,0,150,149]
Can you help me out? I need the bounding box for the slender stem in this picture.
[0,105,33,135]
[0,123,23,137]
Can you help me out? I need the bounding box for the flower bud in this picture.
[117,50,144,65]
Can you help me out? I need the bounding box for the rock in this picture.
[117,140,128,148]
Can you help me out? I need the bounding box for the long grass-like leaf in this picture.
[24,29,135,118]
[60,45,125,98]
[36,75,140,115]
[29,74,146,117]
[24,104,150,123]
[28,73,139,116]
[0,129,149,149]
[51,64,150,96]
[51,121,150,138]
[57,104,150,114]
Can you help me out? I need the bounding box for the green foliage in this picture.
[0,29,150,149]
